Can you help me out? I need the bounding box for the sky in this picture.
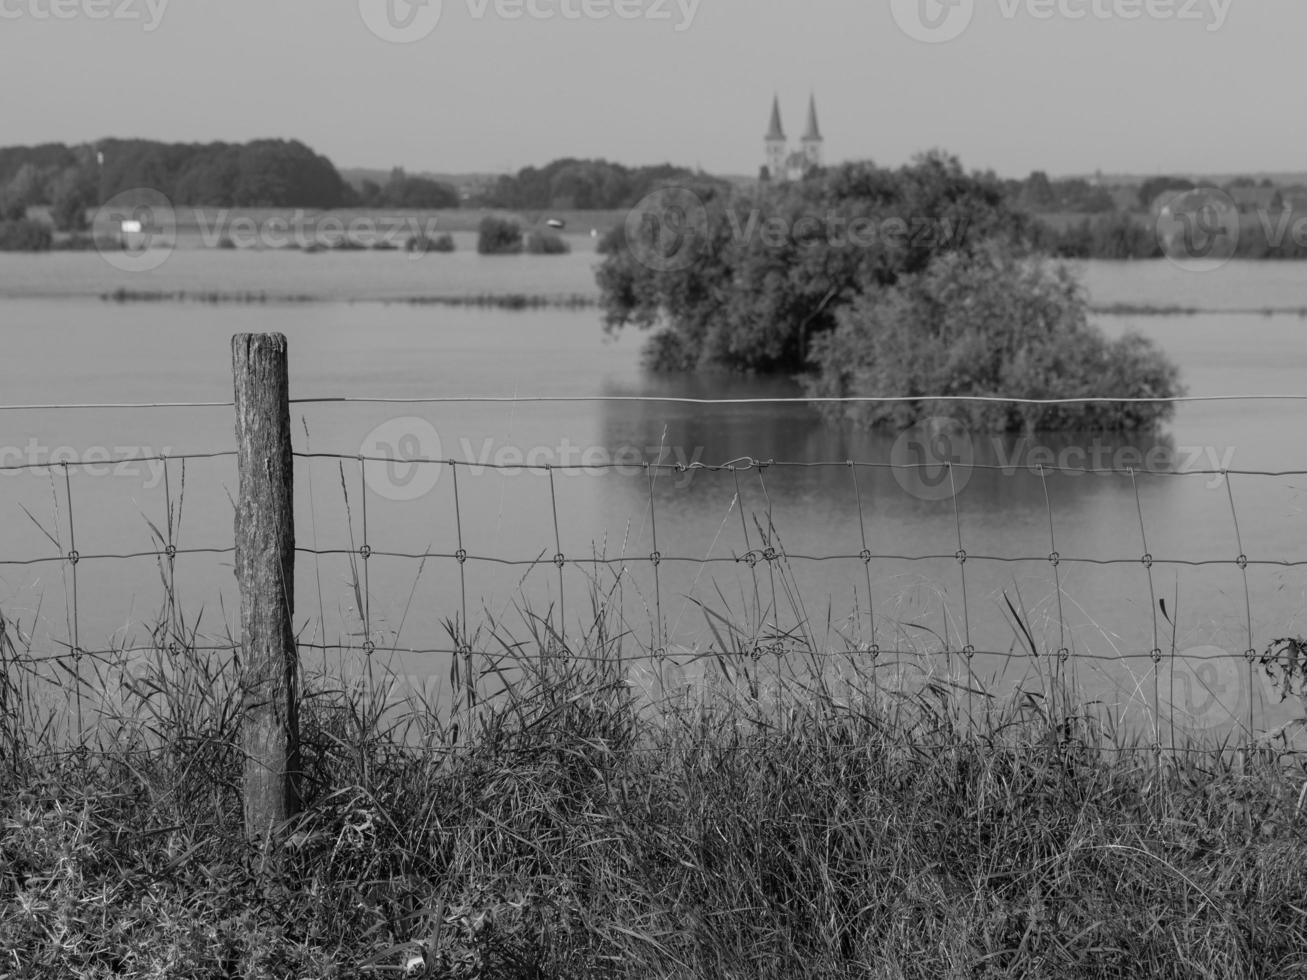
[1,0,1301,179]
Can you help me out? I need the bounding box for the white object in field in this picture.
[121,220,143,234]
[404,953,426,975]
[590,228,598,237]
[546,218,565,229]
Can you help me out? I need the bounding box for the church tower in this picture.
[764,95,787,181]
[801,93,823,171]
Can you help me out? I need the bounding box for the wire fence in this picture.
[3,382,1306,764]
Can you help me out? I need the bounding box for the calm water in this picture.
[2,250,1306,738]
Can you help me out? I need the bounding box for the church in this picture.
[763,94,824,181]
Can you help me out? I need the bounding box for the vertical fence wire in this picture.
[1224,473,1257,738]
[1129,469,1163,749]
[547,467,566,654]
[849,462,877,657]
[733,465,762,688]
[450,461,473,715]
[948,462,974,728]
[1037,464,1072,700]
[645,464,665,659]
[61,462,83,748]
[161,457,178,646]
[357,458,374,702]
[755,464,782,672]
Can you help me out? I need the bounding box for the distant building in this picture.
[763,94,823,181]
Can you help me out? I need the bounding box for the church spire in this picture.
[802,93,822,143]
[766,95,786,141]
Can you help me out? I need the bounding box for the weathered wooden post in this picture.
[232,333,299,840]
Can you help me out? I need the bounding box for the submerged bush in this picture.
[524,229,570,255]
[477,216,523,255]
[804,243,1184,431]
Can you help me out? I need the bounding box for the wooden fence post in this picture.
[232,333,299,840]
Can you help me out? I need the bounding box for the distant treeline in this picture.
[0,140,466,229]
[475,158,721,210]
[0,140,352,223]
[0,142,718,230]
[1028,212,1307,260]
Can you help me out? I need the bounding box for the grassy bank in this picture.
[4,623,1307,979]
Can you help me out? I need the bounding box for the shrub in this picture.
[524,229,571,255]
[0,218,53,251]
[477,216,523,255]
[804,242,1184,432]
[407,232,455,254]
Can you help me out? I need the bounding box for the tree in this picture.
[802,242,1182,432]
[1020,171,1056,211]
[597,153,1031,374]
[379,173,459,209]
[1,163,44,219]
[1138,176,1195,211]
[49,166,96,231]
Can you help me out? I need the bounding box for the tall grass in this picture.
[4,582,1307,978]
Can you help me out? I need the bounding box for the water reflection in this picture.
[590,372,1299,739]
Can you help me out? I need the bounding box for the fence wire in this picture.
[2,394,1305,760]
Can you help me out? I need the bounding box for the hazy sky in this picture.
[2,0,1300,178]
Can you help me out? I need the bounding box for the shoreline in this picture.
[0,286,1303,317]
